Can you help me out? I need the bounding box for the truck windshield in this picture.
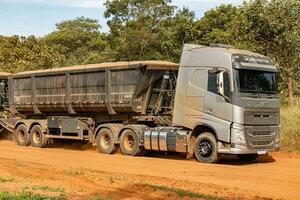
[235,69,277,94]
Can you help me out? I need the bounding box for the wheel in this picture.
[120,129,142,156]
[237,154,259,162]
[194,132,220,163]
[95,128,116,154]
[14,124,30,146]
[30,125,48,148]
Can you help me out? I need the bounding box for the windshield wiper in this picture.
[259,90,277,94]
[240,89,259,93]
[240,89,261,98]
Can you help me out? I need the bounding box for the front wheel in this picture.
[120,129,142,156]
[194,132,220,163]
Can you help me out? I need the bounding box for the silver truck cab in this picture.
[173,44,280,161]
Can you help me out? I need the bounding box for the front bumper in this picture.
[218,143,280,155]
[218,123,280,155]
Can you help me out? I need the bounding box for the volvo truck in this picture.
[2,44,280,163]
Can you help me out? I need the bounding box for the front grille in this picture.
[248,130,275,137]
[251,140,273,146]
[245,126,278,149]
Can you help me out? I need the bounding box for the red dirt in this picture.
[0,139,299,200]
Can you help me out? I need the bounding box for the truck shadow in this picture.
[37,140,276,165]
[142,151,275,165]
[47,139,96,151]
[0,129,12,140]
[217,154,275,165]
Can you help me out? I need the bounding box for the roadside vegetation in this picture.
[0,191,64,200]
[146,184,223,200]
[280,98,300,151]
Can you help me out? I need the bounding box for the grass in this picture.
[0,191,65,200]
[280,99,300,151]
[0,176,14,183]
[90,196,113,200]
[146,184,223,200]
[31,185,65,193]
[64,168,84,176]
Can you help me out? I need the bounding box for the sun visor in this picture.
[233,62,278,72]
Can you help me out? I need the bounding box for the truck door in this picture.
[203,69,233,142]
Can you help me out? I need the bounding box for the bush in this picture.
[280,99,300,151]
[0,191,64,200]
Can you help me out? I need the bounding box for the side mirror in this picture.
[217,71,225,96]
[217,71,230,102]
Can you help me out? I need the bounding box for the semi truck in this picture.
[0,44,280,163]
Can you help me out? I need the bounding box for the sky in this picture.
[0,0,244,36]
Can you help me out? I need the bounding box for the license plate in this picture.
[257,150,267,155]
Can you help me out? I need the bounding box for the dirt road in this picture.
[0,139,299,200]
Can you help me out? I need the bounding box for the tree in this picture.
[0,35,62,73]
[104,0,176,61]
[234,0,300,105]
[157,7,196,62]
[44,17,109,66]
[193,4,238,46]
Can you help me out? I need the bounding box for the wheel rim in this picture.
[198,139,213,157]
[32,131,40,144]
[18,130,26,142]
[124,134,135,151]
[100,133,110,149]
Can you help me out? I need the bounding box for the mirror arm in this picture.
[218,92,230,103]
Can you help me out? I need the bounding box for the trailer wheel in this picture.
[30,125,48,148]
[120,129,142,156]
[14,124,30,146]
[194,132,220,163]
[237,154,259,162]
[96,128,116,154]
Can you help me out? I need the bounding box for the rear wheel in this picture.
[14,124,30,146]
[30,125,48,148]
[237,154,259,162]
[120,129,142,156]
[194,132,220,163]
[96,128,116,154]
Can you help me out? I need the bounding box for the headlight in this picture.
[231,124,247,148]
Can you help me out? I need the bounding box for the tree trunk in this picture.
[288,77,294,105]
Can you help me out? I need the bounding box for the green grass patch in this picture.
[146,184,223,200]
[280,100,300,151]
[31,185,65,193]
[0,176,14,183]
[0,191,65,200]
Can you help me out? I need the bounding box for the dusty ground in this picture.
[0,139,299,200]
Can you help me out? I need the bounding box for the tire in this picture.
[194,132,220,163]
[30,125,48,148]
[95,128,116,154]
[120,129,142,156]
[14,124,30,146]
[237,154,259,162]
